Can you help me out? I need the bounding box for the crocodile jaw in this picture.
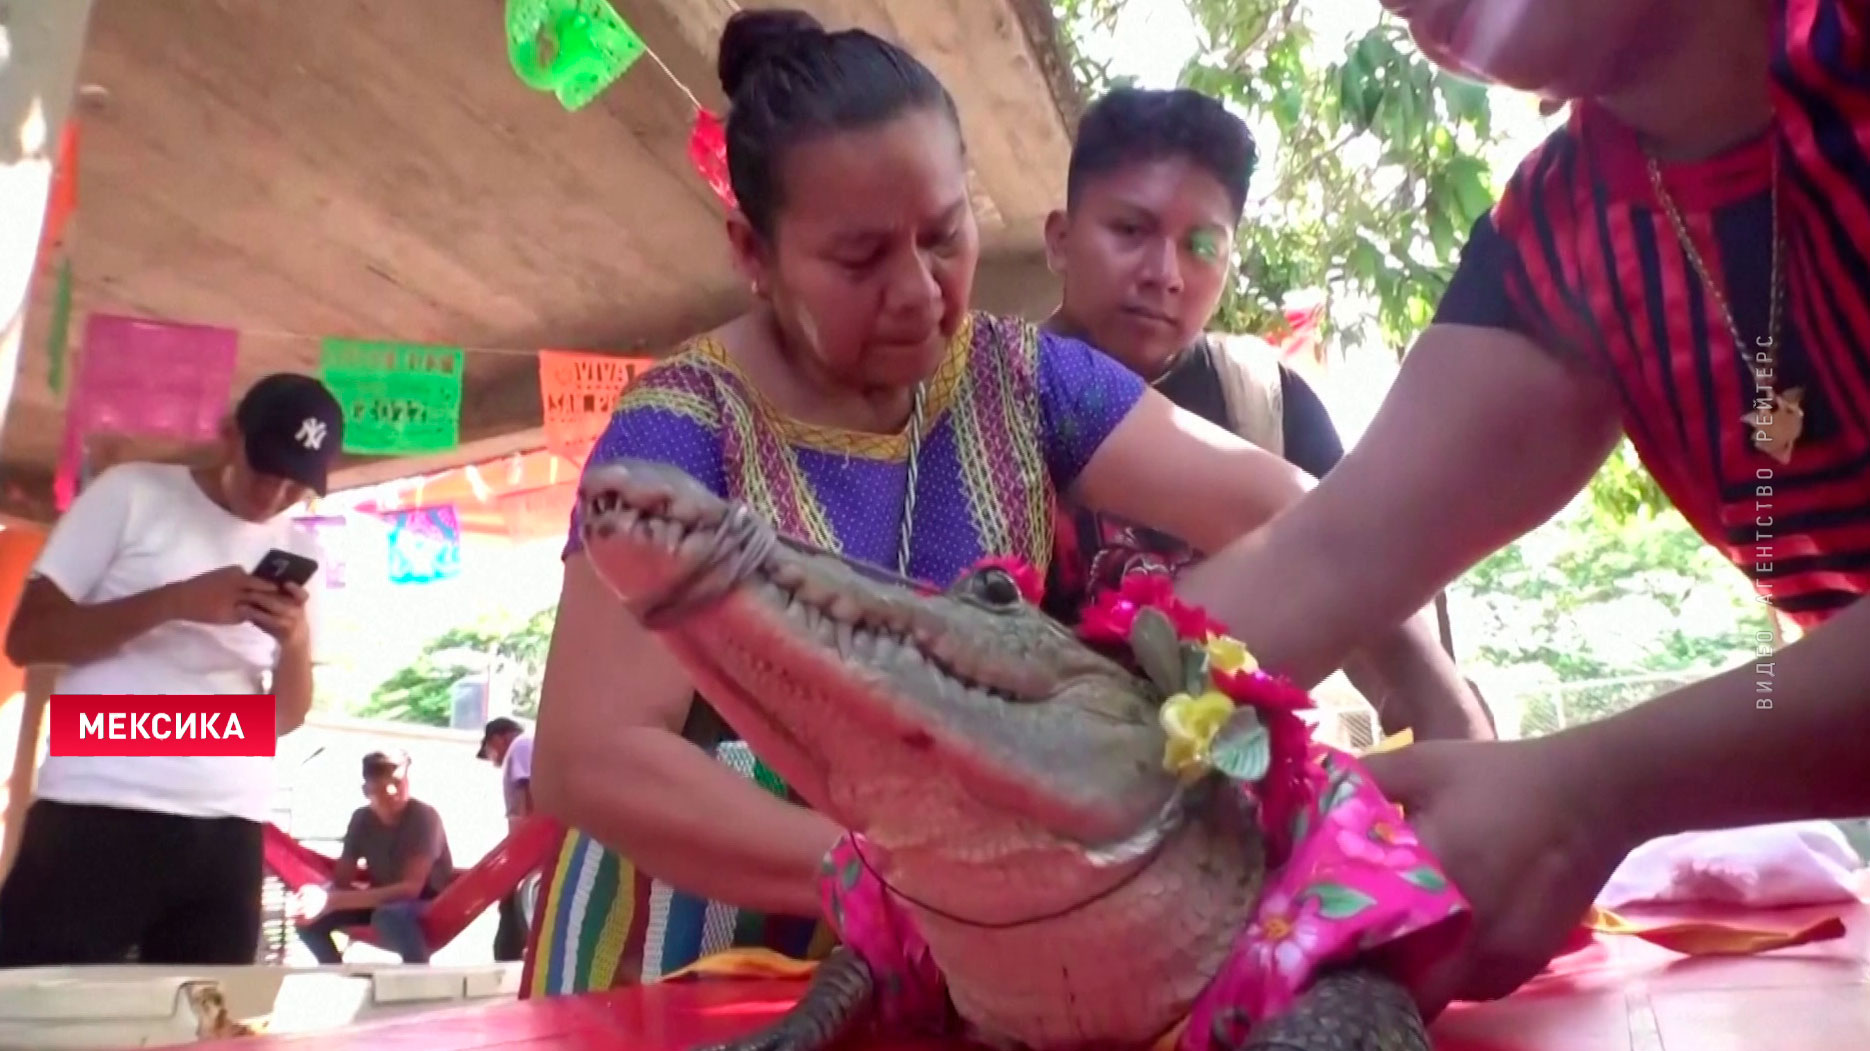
[576,459,1180,854]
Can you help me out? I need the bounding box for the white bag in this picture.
[1597,821,1865,909]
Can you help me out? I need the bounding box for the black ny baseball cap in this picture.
[235,373,344,495]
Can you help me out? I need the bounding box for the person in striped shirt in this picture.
[1175,0,1870,1016]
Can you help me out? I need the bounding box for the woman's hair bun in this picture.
[717,8,827,98]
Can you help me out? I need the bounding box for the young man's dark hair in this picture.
[1065,86,1258,220]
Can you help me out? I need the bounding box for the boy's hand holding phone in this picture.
[241,582,311,648]
[161,566,278,627]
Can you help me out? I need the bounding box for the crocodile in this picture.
[576,459,1444,1051]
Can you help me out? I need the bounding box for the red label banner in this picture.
[47,695,277,757]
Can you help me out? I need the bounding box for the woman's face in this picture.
[1381,0,1677,99]
[734,107,979,392]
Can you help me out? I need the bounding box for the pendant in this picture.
[1744,387,1805,465]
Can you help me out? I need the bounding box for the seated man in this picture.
[294,750,454,964]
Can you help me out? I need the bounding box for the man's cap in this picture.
[361,749,411,780]
[478,717,525,760]
[235,373,345,495]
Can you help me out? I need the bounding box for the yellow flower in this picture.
[1160,689,1237,778]
[1205,635,1257,675]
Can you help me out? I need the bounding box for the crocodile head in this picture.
[576,460,1182,864]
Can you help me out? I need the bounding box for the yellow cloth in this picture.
[1581,904,1848,955]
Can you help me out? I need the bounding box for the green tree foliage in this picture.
[1054,0,1498,350]
[1452,495,1770,729]
[356,606,557,726]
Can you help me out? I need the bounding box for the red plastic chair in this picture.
[263,816,561,954]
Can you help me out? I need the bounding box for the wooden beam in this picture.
[0,0,98,440]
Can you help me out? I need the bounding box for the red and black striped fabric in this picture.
[1437,0,1870,630]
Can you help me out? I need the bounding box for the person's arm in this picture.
[1174,207,1626,687]
[506,737,534,825]
[1061,370,1481,734]
[330,811,364,888]
[271,635,315,736]
[1577,595,1870,841]
[533,554,839,919]
[1275,366,1488,739]
[1177,323,1622,684]
[330,807,445,909]
[3,466,158,667]
[247,580,316,736]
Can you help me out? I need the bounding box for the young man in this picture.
[1041,86,1492,741]
[295,750,455,965]
[0,372,341,966]
[1174,0,1870,1013]
[478,716,534,962]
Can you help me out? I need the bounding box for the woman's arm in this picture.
[533,554,840,919]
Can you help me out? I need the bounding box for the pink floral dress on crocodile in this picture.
[815,566,1471,1051]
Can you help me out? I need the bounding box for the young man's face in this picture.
[363,770,410,818]
[1046,155,1238,376]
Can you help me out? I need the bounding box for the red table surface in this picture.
[191,903,1868,1051]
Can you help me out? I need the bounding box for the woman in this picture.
[1173,0,1870,1015]
[525,8,1470,995]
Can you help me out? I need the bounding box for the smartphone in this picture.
[252,548,320,590]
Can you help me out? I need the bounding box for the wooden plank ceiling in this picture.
[2,0,1080,518]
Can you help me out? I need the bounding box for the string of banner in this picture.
[30,0,719,586]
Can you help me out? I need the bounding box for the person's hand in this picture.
[160,566,270,626]
[1362,734,1639,1015]
[241,582,311,650]
[288,884,331,923]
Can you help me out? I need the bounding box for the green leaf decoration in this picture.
[1210,708,1270,783]
[506,0,646,112]
[1399,866,1450,893]
[839,857,863,890]
[1303,882,1378,920]
[1288,805,1311,846]
[1128,607,1185,695]
[1180,641,1212,697]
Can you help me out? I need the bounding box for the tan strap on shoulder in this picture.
[1208,333,1286,457]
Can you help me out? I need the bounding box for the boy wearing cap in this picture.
[0,372,344,966]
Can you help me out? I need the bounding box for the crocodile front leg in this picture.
[1239,969,1430,1051]
[692,948,877,1051]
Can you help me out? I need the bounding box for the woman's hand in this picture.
[1361,734,1639,1014]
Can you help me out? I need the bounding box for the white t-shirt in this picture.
[30,462,320,824]
[501,733,534,820]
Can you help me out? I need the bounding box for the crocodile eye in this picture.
[973,568,1024,608]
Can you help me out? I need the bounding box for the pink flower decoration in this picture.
[1244,889,1328,991]
[1332,798,1421,868]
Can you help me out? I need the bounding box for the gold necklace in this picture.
[1647,150,1801,464]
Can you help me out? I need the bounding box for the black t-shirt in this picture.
[1042,338,1346,623]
